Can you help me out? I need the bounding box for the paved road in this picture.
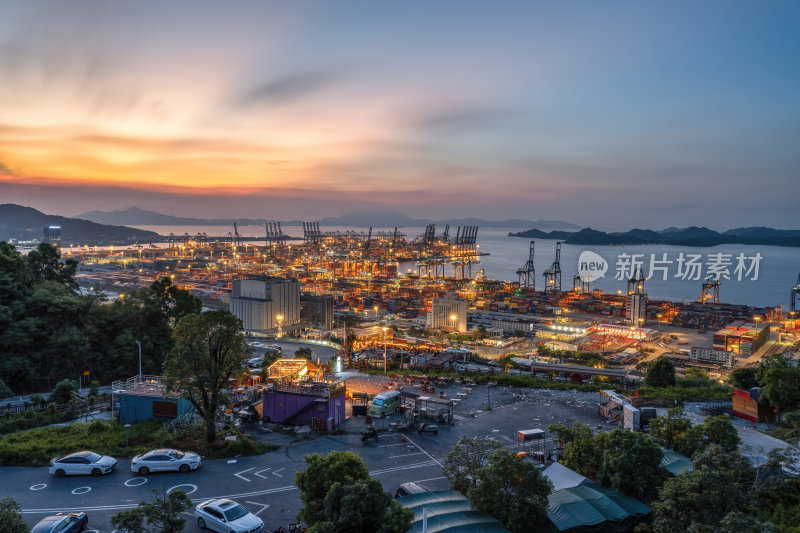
[6,387,603,532]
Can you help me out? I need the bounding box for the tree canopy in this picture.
[676,415,740,458]
[644,357,676,388]
[294,451,412,533]
[0,497,29,533]
[443,436,503,495]
[757,354,800,415]
[467,449,552,533]
[163,310,249,442]
[648,407,691,449]
[110,488,192,533]
[0,240,199,393]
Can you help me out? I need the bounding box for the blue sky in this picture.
[0,1,798,229]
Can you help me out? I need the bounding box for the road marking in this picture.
[254,468,272,479]
[272,468,285,477]
[23,485,299,514]
[245,501,270,516]
[413,476,447,483]
[167,484,197,495]
[401,435,444,468]
[234,467,255,482]
[388,452,426,459]
[30,483,47,491]
[71,487,91,495]
[124,478,148,487]
[369,460,438,476]
[379,443,408,448]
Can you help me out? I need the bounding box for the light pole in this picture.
[450,314,458,334]
[374,306,379,320]
[276,315,284,339]
[124,423,132,454]
[136,340,142,378]
[382,327,388,372]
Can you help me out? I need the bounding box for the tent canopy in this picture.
[397,490,510,533]
[547,484,651,533]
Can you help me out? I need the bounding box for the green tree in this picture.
[497,354,515,372]
[26,243,78,291]
[0,497,30,533]
[48,379,78,404]
[294,347,313,359]
[560,423,605,479]
[758,354,800,417]
[684,367,708,379]
[676,415,740,458]
[443,436,503,495]
[644,357,676,388]
[652,446,755,533]
[295,451,412,533]
[598,429,666,501]
[163,310,250,442]
[110,488,192,533]
[474,326,489,340]
[730,367,759,390]
[467,449,553,532]
[0,379,12,400]
[88,380,100,398]
[309,479,412,533]
[649,407,691,449]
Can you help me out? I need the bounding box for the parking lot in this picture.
[5,385,604,532]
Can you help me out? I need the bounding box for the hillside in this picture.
[78,207,579,229]
[509,226,800,247]
[0,204,161,245]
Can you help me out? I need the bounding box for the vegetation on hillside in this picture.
[0,242,201,394]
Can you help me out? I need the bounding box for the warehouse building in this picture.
[229,277,300,334]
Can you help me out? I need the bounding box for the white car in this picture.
[195,499,265,533]
[49,451,117,477]
[131,448,201,476]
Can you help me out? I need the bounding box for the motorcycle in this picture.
[361,424,379,442]
[418,423,439,435]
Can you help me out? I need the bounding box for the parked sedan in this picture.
[32,512,88,533]
[195,499,264,533]
[49,451,116,477]
[131,448,201,476]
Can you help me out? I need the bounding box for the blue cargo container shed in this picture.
[112,375,195,424]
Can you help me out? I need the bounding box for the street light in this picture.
[276,315,284,338]
[382,327,388,372]
[124,424,132,454]
[450,314,457,335]
[374,306,379,319]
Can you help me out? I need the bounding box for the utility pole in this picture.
[136,340,142,378]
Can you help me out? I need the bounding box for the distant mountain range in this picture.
[77,207,579,230]
[509,226,800,247]
[0,204,161,245]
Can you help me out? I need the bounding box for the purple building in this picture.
[258,381,346,431]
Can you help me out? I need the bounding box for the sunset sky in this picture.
[1,1,798,228]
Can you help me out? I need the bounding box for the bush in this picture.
[48,379,78,405]
[0,408,76,435]
[0,419,276,466]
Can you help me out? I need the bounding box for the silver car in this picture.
[31,512,88,533]
[131,448,201,476]
[195,499,264,533]
[49,451,116,477]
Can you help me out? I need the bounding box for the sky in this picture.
[1,1,798,229]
